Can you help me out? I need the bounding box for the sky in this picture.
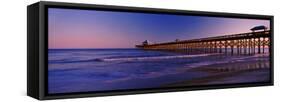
[48,8,270,49]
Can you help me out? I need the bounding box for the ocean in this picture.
[48,48,270,94]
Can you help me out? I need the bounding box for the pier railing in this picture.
[136,30,270,55]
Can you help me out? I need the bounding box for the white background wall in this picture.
[0,0,279,101]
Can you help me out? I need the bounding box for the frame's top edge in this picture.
[36,1,273,19]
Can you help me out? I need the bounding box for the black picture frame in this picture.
[27,1,274,100]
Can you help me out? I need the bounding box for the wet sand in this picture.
[164,58,270,87]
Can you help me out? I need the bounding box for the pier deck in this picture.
[136,30,270,55]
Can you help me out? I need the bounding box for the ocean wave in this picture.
[49,53,269,64]
[96,53,221,62]
[49,59,99,64]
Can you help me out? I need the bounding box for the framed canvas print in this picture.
[27,1,274,100]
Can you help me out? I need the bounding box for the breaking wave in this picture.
[96,53,221,62]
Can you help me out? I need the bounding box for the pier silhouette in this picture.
[136,26,270,55]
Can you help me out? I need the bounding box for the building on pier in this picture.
[251,25,268,32]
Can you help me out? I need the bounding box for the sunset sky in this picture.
[48,8,270,49]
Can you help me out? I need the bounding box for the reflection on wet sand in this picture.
[165,54,270,87]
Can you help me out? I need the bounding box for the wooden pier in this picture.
[136,30,270,55]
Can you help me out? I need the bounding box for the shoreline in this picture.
[163,59,270,87]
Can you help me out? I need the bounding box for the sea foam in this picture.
[97,53,220,62]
